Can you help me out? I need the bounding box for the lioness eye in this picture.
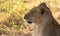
[41,9,44,15]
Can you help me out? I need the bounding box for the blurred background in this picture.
[0,0,60,36]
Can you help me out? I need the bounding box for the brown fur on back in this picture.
[24,2,60,36]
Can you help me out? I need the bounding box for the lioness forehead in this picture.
[29,7,41,13]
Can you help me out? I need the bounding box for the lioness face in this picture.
[24,7,42,24]
[24,3,50,24]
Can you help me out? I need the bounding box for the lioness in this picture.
[24,2,60,36]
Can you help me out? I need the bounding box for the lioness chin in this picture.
[24,2,60,36]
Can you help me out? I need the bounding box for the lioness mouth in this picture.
[27,20,32,24]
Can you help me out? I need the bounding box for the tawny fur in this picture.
[24,2,60,36]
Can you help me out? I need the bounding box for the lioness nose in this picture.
[24,15,27,19]
[24,16,26,19]
[24,13,30,19]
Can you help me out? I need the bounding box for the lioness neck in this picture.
[34,15,59,36]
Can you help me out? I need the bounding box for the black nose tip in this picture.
[24,14,28,19]
[24,17,25,19]
[24,15,26,19]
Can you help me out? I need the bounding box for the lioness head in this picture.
[24,2,52,24]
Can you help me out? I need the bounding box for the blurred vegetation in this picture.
[0,0,33,35]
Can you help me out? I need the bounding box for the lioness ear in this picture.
[38,2,49,15]
[38,2,48,9]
